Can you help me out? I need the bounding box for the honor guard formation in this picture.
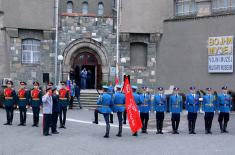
[1,80,233,138]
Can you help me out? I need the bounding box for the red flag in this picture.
[123,77,142,133]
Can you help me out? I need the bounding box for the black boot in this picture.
[116,125,122,137]
[219,122,224,133]
[110,114,113,124]
[192,121,196,134]
[223,122,228,133]
[93,110,98,124]
[188,122,192,134]
[160,121,163,134]
[104,124,110,138]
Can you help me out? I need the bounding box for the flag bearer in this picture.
[112,85,125,137]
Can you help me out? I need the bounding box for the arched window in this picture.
[98,2,104,16]
[82,1,88,14]
[22,39,41,64]
[67,1,73,13]
[130,43,147,67]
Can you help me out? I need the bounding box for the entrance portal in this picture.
[70,51,102,89]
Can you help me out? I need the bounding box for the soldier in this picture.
[202,88,216,134]
[17,81,29,126]
[185,86,200,134]
[217,86,232,133]
[58,81,70,128]
[132,85,141,136]
[153,87,167,134]
[3,81,17,125]
[139,86,151,134]
[112,85,125,137]
[30,81,42,127]
[169,87,183,134]
[97,86,113,138]
[107,82,114,123]
[42,87,53,136]
[51,86,60,134]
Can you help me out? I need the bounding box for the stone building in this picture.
[0,0,235,91]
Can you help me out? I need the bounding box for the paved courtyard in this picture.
[0,108,235,155]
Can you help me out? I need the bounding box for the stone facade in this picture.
[6,29,55,87]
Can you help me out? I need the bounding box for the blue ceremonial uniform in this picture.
[133,92,141,109]
[153,94,167,112]
[169,94,183,113]
[185,94,200,113]
[153,93,167,134]
[186,93,200,133]
[202,94,217,133]
[202,94,217,113]
[170,94,183,133]
[139,93,151,113]
[139,93,151,133]
[113,92,125,113]
[217,93,232,133]
[97,93,113,114]
[217,94,232,113]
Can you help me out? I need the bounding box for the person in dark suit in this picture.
[51,86,60,134]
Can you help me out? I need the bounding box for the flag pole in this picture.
[116,0,120,85]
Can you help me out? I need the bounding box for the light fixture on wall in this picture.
[58,55,64,84]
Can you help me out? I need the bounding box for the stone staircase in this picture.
[73,89,102,109]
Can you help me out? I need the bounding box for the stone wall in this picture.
[6,29,55,88]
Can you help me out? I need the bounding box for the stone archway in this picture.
[62,38,109,88]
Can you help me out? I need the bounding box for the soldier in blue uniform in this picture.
[132,85,141,136]
[107,82,114,123]
[169,87,183,134]
[3,81,17,125]
[97,86,113,138]
[139,86,151,134]
[217,86,232,133]
[202,88,216,134]
[153,87,167,134]
[112,85,125,137]
[30,81,43,127]
[185,86,200,134]
[17,81,29,126]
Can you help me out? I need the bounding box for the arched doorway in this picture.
[62,38,109,89]
[70,51,102,89]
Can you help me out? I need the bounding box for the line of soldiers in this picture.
[2,81,70,136]
[96,85,233,138]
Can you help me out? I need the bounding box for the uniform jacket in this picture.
[112,91,125,112]
[17,88,29,107]
[30,89,42,107]
[139,93,151,113]
[153,93,167,112]
[217,93,232,113]
[202,94,217,112]
[169,94,183,113]
[97,93,113,113]
[3,88,17,107]
[52,94,60,113]
[58,88,70,107]
[185,93,200,113]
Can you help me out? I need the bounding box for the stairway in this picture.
[73,89,102,109]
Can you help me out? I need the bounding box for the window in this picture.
[130,43,147,67]
[212,0,235,12]
[67,1,73,13]
[82,1,88,14]
[21,39,41,64]
[98,2,104,16]
[175,0,197,16]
